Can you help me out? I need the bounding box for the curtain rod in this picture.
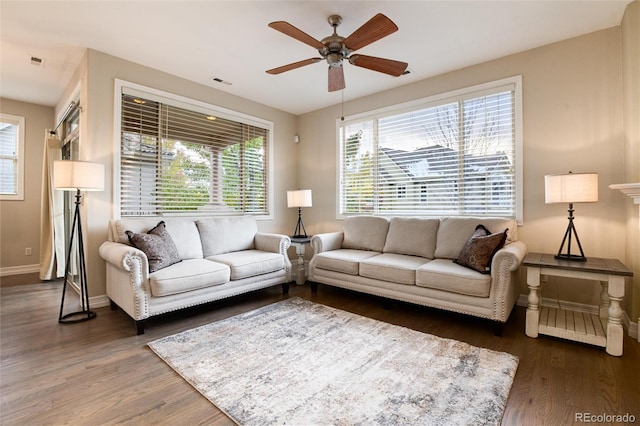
[50,101,77,135]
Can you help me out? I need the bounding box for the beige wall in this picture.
[2,2,638,323]
[298,26,636,315]
[58,49,299,300]
[620,0,639,322]
[0,98,53,273]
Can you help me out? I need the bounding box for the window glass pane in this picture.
[119,93,269,217]
[0,118,21,198]
[339,81,519,219]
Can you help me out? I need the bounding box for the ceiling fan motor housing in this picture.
[320,15,351,67]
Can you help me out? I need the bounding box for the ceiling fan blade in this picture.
[349,54,408,77]
[328,65,345,92]
[266,58,322,75]
[343,13,398,52]
[268,21,325,50]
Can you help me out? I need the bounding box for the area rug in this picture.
[148,298,518,425]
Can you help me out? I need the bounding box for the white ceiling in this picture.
[0,1,631,115]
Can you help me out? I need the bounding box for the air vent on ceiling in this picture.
[30,55,46,68]
[211,76,232,85]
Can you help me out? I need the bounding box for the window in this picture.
[117,84,272,217]
[0,113,25,200]
[339,76,522,221]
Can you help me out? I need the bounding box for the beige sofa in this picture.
[309,216,527,329]
[99,216,291,334]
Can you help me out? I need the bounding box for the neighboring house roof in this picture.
[379,145,510,182]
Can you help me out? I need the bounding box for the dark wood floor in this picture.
[1,276,638,425]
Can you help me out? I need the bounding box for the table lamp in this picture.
[53,160,105,323]
[287,189,312,238]
[545,172,598,261]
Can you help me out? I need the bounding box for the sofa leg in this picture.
[109,299,117,311]
[493,321,504,337]
[382,298,392,310]
[310,282,318,293]
[282,283,290,294]
[135,320,146,335]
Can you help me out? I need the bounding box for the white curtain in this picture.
[39,130,65,280]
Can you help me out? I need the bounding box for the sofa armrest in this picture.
[489,240,527,322]
[255,232,291,254]
[99,241,150,281]
[492,240,527,273]
[311,232,344,254]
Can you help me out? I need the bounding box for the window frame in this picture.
[336,76,523,223]
[113,79,274,219]
[0,113,26,201]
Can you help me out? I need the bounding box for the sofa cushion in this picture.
[113,218,165,244]
[164,220,203,260]
[360,253,430,285]
[196,216,257,257]
[383,217,439,259]
[207,250,284,280]
[126,221,181,273]
[342,216,389,252]
[149,259,230,297]
[313,249,380,276]
[113,219,203,260]
[416,259,492,297]
[454,225,508,273]
[434,217,516,259]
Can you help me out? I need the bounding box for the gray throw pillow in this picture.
[126,221,181,273]
[454,224,508,274]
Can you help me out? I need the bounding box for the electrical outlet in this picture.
[25,247,32,256]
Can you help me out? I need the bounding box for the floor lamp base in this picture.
[59,310,97,324]
[59,189,97,324]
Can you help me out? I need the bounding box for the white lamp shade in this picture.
[545,173,598,204]
[287,189,312,208]
[54,160,105,191]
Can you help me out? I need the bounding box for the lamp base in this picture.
[555,203,587,262]
[59,310,97,324]
[554,253,587,262]
[292,208,308,239]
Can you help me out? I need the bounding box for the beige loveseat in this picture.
[99,216,291,334]
[309,216,527,329]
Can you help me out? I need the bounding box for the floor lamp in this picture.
[53,160,105,323]
[545,172,598,261]
[287,189,312,239]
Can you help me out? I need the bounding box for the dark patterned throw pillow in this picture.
[126,221,181,273]
[454,224,508,274]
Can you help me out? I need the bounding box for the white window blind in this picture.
[120,93,269,216]
[0,114,25,200]
[340,79,520,219]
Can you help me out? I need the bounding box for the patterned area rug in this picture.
[148,298,518,425]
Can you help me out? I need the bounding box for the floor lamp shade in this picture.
[53,160,105,191]
[287,189,312,238]
[52,160,104,323]
[544,172,598,261]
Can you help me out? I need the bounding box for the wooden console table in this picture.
[523,252,632,356]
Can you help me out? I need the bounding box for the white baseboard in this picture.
[0,264,40,277]
[90,294,111,309]
[517,295,638,341]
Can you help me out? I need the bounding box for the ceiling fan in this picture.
[266,13,408,92]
